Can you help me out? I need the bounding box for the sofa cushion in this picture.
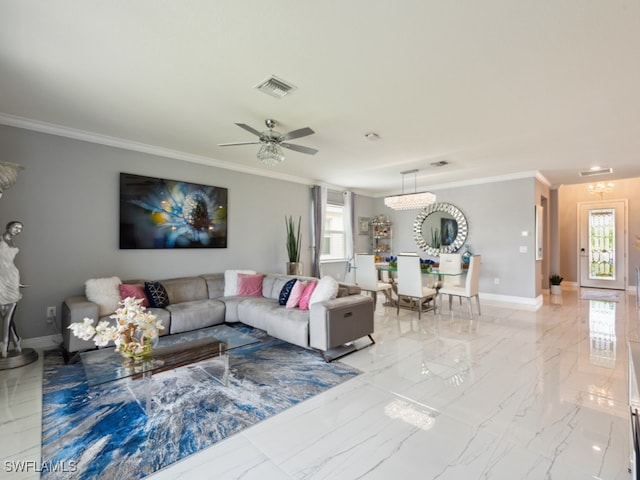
[263,304,311,348]
[161,276,208,303]
[278,278,297,305]
[309,275,339,305]
[286,280,308,309]
[85,276,122,316]
[298,280,317,310]
[118,283,149,307]
[145,307,171,336]
[201,273,225,299]
[144,281,170,308]
[237,273,264,297]
[235,297,280,331]
[165,299,226,334]
[224,269,256,296]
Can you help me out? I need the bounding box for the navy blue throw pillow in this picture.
[144,281,170,308]
[278,279,297,306]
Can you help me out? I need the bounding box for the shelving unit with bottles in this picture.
[370,215,392,261]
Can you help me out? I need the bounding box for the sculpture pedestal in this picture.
[0,348,38,370]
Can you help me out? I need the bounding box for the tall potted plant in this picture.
[285,215,302,275]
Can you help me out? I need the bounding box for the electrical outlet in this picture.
[47,306,56,318]
[494,277,500,285]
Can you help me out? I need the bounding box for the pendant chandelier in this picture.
[587,182,614,199]
[384,169,436,210]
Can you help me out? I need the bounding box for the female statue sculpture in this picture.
[0,221,24,358]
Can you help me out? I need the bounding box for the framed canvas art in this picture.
[119,172,228,249]
[358,217,370,235]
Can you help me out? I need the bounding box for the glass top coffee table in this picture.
[80,324,259,414]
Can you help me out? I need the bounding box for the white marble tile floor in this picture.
[1,290,638,479]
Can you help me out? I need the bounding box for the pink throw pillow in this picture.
[237,273,264,297]
[286,280,308,309]
[119,284,149,307]
[298,281,318,310]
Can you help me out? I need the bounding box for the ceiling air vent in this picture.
[255,75,297,98]
[430,160,449,167]
[579,167,613,177]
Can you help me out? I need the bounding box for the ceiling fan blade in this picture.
[235,123,262,137]
[281,142,318,155]
[281,127,315,141]
[218,141,262,146]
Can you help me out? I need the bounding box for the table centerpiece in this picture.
[68,296,164,361]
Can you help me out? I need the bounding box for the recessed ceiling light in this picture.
[430,160,448,167]
[365,132,380,141]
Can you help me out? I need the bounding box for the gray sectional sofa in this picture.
[61,272,374,361]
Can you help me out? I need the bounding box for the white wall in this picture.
[0,124,373,339]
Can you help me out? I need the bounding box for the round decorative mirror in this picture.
[413,202,468,255]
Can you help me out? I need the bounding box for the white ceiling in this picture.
[2,1,640,196]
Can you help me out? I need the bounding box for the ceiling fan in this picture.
[218,119,317,166]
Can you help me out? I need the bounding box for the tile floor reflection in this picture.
[1,290,639,479]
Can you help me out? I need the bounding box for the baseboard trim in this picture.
[480,292,543,310]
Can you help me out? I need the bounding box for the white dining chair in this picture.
[396,254,438,319]
[439,255,481,318]
[438,253,462,289]
[355,253,392,310]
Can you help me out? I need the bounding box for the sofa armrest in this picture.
[309,294,374,351]
[61,296,100,354]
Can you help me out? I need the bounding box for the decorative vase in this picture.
[287,262,303,275]
[119,331,158,361]
[461,244,472,265]
[550,285,562,295]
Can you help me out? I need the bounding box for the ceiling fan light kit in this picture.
[257,143,285,166]
[218,118,317,166]
[384,169,437,210]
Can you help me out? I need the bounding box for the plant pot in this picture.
[287,262,303,275]
[550,285,562,295]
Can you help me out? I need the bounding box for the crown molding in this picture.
[0,112,320,186]
[376,170,549,198]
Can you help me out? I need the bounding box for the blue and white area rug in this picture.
[41,326,360,479]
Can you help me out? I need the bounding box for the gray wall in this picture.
[0,124,376,340]
[12,120,636,340]
[374,177,544,300]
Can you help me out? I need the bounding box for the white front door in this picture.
[578,200,627,290]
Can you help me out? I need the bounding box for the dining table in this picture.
[375,262,467,311]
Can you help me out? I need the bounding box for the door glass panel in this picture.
[589,208,615,280]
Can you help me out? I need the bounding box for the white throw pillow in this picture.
[309,275,339,306]
[224,269,256,296]
[85,276,122,316]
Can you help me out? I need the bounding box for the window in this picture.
[321,203,346,260]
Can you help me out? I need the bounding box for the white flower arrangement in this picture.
[68,296,164,358]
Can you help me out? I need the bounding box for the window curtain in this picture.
[343,191,356,284]
[310,185,327,278]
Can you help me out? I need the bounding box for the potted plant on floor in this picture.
[549,274,563,295]
[285,215,302,275]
